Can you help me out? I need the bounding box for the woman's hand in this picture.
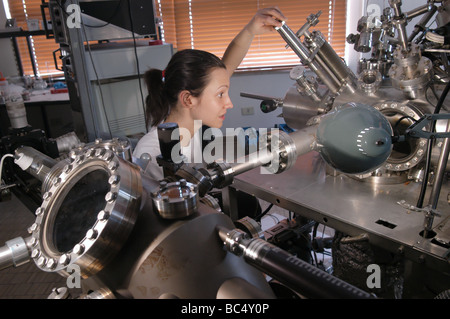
[222,7,287,75]
[245,7,287,36]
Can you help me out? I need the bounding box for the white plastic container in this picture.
[4,83,29,129]
[5,95,28,129]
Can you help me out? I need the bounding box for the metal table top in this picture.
[230,151,450,273]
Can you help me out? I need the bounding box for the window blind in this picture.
[7,0,62,77]
[157,0,348,70]
[6,0,347,76]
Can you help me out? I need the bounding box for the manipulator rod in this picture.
[175,125,317,197]
[217,227,375,299]
[274,13,357,95]
[176,103,393,197]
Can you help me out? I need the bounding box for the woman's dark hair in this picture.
[144,49,227,128]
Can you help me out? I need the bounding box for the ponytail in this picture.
[144,68,168,128]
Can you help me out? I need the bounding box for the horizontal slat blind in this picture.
[156,0,177,46]
[157,0,347,69]
[7,0,62,77]
[329,0,347,57]
[8,0,347,76]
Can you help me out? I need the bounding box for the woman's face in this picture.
[191,67,233,128]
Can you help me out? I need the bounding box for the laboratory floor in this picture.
[0,192,68,299]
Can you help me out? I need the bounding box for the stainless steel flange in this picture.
[373,100,427,172]
[151,179,198,219]
[29,145,142,278]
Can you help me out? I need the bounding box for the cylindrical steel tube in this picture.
[230,126,317,176]
[275,22,311,62]
[0,245,13,270]
[390,0,403,17]
[316,40,356,92]
[14,146,57,182]
[396,20,409,51]
[288,125,318,155]
[55,131,81,154]
[275,22,341,93]
[230,149,274,176]
[406,4,433,20]
[429,121,450,209]
[0,236,32,271]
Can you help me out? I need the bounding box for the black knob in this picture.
[260,100,278,113]
[157,122,181,161]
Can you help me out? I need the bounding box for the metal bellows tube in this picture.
[218,227,374,299]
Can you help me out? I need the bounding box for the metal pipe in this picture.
[406,4,433,20]
[55,131,81,154]
[394,18,409,51]
[275,22,341,94]
[286,125,317,155]
[230,126,317,177]
[230,148,274,176]
[428,120,450,209]
[14,146,57,183]
[316,40,357,92]
[218,227,374,299]
[275,22,311,62]
[389,0,403,17]
[389,0,409,51]
[0,236,33,271]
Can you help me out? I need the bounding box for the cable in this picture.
[260,213,279,226]
[55,0,110,138]
[127,0,147,131]
[312,222,319,267]
[393,115,417,133]
[433,78,450,115]
[0,154,14,187]
[426,32,445,44]
[80,18,113,139]
[255,203,273,221]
